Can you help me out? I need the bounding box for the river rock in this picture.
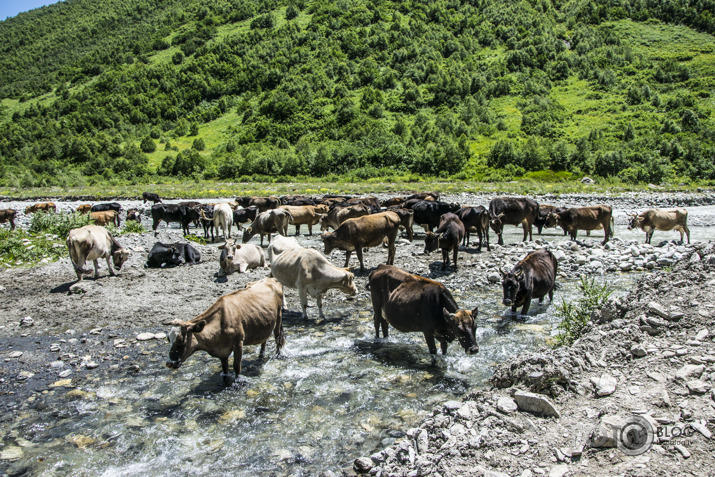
[581,176,594,184]
[590,374,617,397]
[549,464,570,477]
[675,364,704,381]
[631,344,647,357]
[136,332,155,341]
[488,272,500,283]
[590,415,621,448]
[8,351,23,358]
[647,302,669,319]
[685,380,710,394]
[497,396,518,414]
[514,390,560,418]
[20,316,33,327]
[416,429,429,454]
[0,446,23,461]
[695,329,709,341]
[354,456,373,473]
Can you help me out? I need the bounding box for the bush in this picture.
[29,211,92,238]
[121,221,146,234]
[555,276,613,346]
[140,136,157,153]
[0,229,67,268]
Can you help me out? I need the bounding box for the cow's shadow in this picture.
[427,262,457,277]
[281,309,348,326]
[51,282,75,294]
[354,339,462,374]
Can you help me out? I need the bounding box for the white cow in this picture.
[66,225,130,281]
[267,235,302,263]
[270,248,357,319]
[213,203,234,240]
[218,239,266,276]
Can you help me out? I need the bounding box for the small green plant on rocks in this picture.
[121,221,146,234]
[555,276,613,346]
[29,211,91,238]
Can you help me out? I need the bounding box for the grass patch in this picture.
[0,229,67,269]
[29,211,92,238]
[554,276,613,347]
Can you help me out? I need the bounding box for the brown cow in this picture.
[627,208,690,244]
[456,206,490,251]
[0,209,17,231]
[424,213,465,270]
[126,209,142,222]
[533,205,567,235]
[501,248,558,316]
[386,207,414,241]
[344,196,380,213]
[279,205,325,236]
[367,264,479,355]
[545,205,613,245]
[242,209,292,246]
[322,211,401,272]
[90,210,120,227]
[25,202,56,214]
[166,277,285,384]
[76,204,92,214]
[236,196,280,212]
[381,197,406,208]
[488,197,539,245]
[319,203,371,231]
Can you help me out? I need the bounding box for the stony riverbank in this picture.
[355,245,715,477]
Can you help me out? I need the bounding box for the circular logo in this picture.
[618,416,654,456]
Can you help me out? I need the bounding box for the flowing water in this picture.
[2,202,713,476]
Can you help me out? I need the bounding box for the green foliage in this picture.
[29,211,92,238]
[0,0,714,186]
[0,229,67,268]
[555,276,614,347]
[185,234,207,245]
[121,220,146,234]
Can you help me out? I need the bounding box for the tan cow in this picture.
[322,211,401,272]
[166,277,285,384]
[279,205,325,236]
[628,208,690,244]
[270,248,357,319]
[242,208,292,246]
[76,204,92,214]
[267,235,302,263]
[218,240,266,276]
[25,202,56,214]
[90,210,120,227]
[66,225,130,281]
[319,203,371,231]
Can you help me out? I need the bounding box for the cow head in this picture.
[112,248,130,270]
[489,212,506,236]
[242,228,254,243]
[424,232,440,254]
[321,233,337,254]
[166,319,205,369]
[443,307,479,355]
[339,270,358,296]
[626,214,642,230]
[500,268,524,306]
[544,212,560,228]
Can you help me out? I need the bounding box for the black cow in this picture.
[456,206,490,251]
[236,196,280,212]
[501,248,557,316]
[91,202,122,214]
[151,204,200,236]
[488,197,539,245]
[233,206,259,233]
[142,192,163,204]
[410,201,461,233]
[424,213,465,270]
[199,205,215,240]
[146,242,201,268]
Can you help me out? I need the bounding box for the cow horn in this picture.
[515,268,524,278]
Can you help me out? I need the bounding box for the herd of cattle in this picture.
[0,191,693,383]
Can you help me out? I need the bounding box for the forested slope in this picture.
[0,0,713,187]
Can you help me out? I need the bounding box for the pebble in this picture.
[136,333,155,341]
[514,390,560,418]
[675,364,705,381]
[695,329,709,341]
[58,369,72,378]
[590,374,617,397]
[685,380,710,395]
[8,351,23,358]
[630,344,647,357]
[497,396,518,414]
[674,444,691,459]
[19,316,34,327]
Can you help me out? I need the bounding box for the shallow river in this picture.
[2,201,713,476]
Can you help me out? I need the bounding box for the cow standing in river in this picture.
[488,197,539,246]
[627,208,690,244]
[501,248,557,316]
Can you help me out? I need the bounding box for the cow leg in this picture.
[452,245,459,269]
[106,256,116,277]
[549,288,554,303]
[440,340,448,355]
[316,294,326,319]
[387,234,397,265]
[344,250,352,268]
[442,249,449,270]
[92,259,101,278]
[684,225,690,244]
[299,287,309,319]
[355,247,366,272]
[220,356,229,376]
[423,332,438,355]
[308,224,312,236]
[260,234,264,247]
[232,340,244,379]
[259,342,266,359]
[497,233,504,246]
[520,293,533,316]
[274,321,285,354]
[295,224,300,236]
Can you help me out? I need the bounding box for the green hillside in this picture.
[0,0,713,188]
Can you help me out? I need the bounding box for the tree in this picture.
[192,138,206,151]
[140,136,157,153]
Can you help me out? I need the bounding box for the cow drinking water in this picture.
[66,225,130,281]
[166,277,285,384]
[500,248,558,316]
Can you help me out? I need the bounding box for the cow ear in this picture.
[470,306,479,318]
[218,243,226,249]
[190,320,206,333]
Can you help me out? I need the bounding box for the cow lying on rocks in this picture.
[218,240,266,276]
[627,208,690,244]
[367,264,479,355]
[66,225,130,281]
[166,277,285,384]
[424,213,465,270]
[270,247,357,319]
[146,242,200,268]
[322,211,401,272]
[0,209,16,230]
[501,248,558,316]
